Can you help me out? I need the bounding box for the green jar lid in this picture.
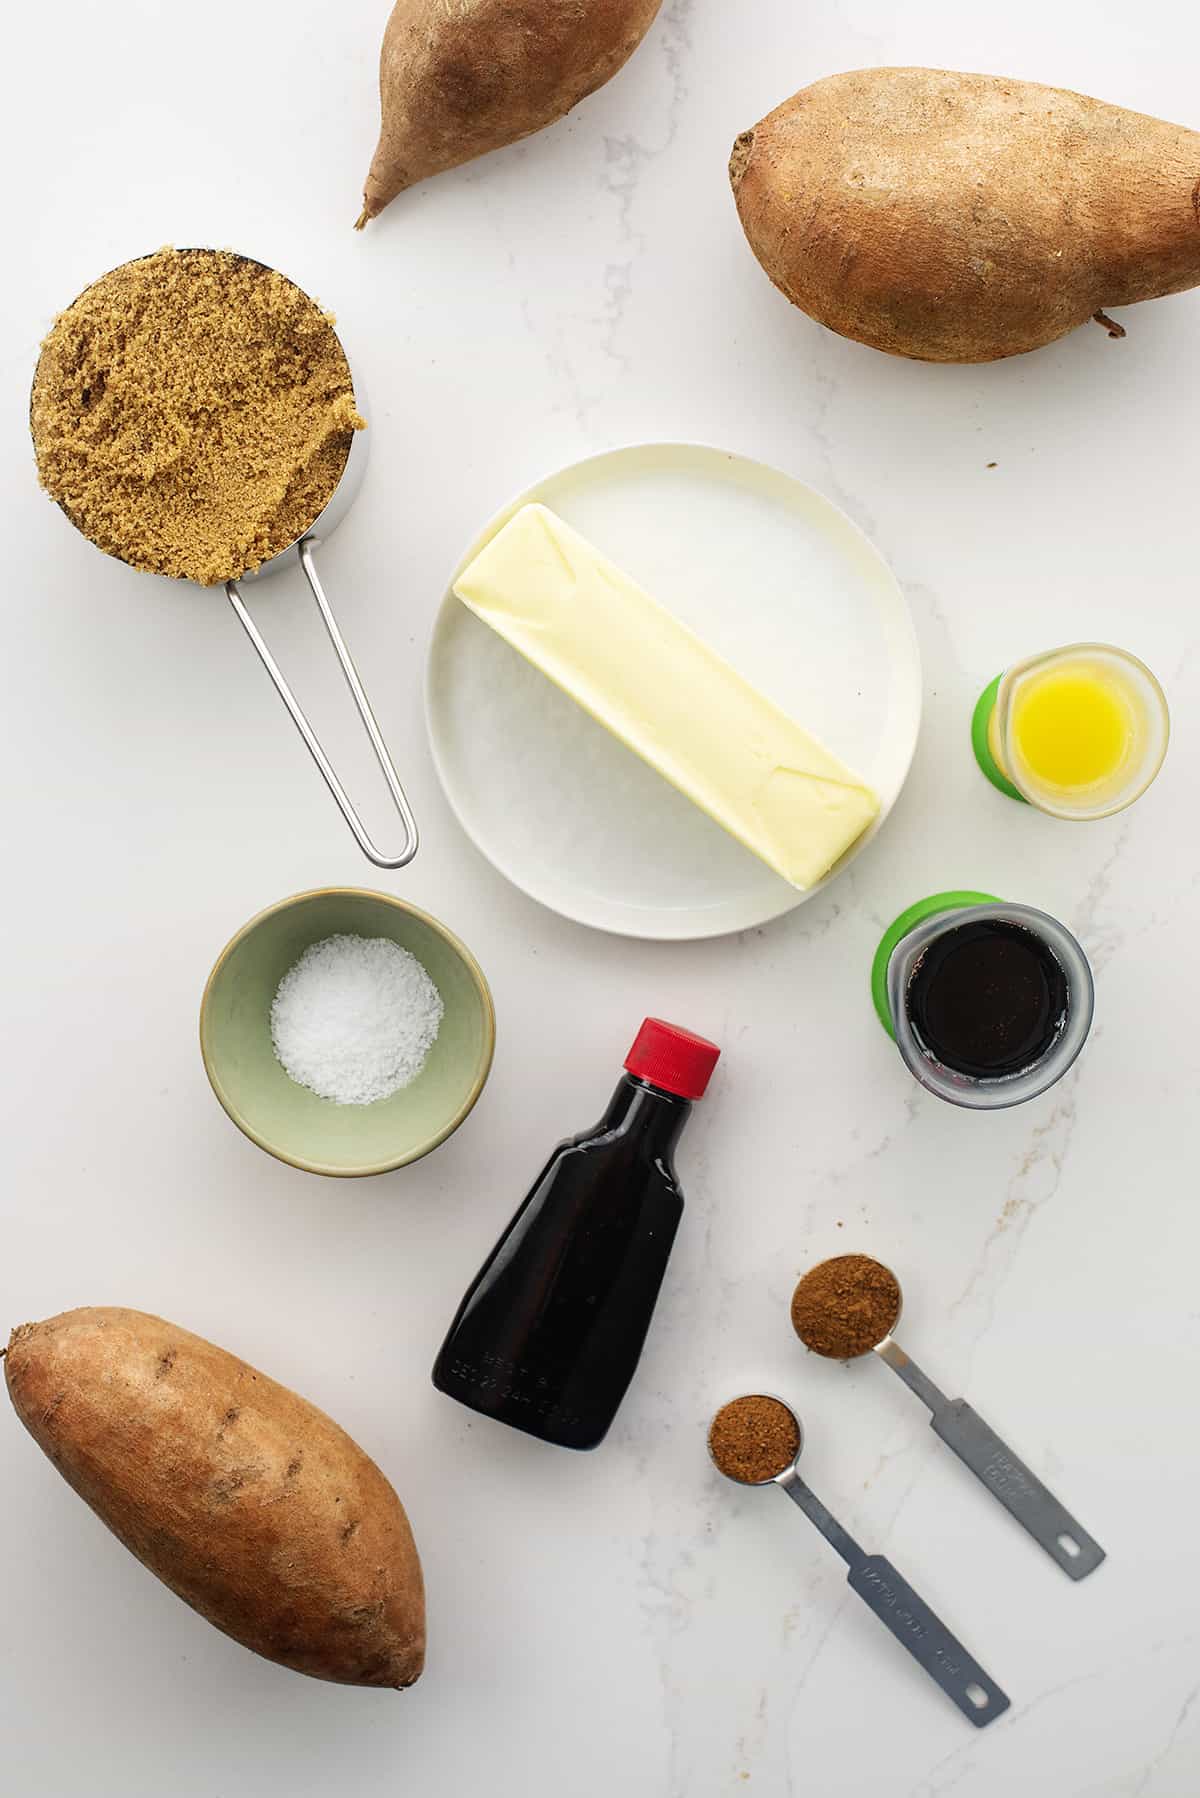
[972,674,1026,802]
[871,891,1002,1038]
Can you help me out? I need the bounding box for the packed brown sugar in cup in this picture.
[30,248,366,586]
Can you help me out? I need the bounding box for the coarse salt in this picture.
[270,934,444,1106]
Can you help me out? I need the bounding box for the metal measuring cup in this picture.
[32,251,417,870]
[792,1257,1105,1579]
[708,1394,1010,1728]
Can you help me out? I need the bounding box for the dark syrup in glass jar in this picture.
[905,919,1069,1079]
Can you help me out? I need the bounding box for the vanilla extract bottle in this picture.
[432,1019,720,1449]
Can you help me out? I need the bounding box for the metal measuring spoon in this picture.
[792,1257,1105,1580]
[708,1395,1010,1728]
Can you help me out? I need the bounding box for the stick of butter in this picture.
[453,504,880,889]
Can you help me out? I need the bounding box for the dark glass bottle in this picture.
[432,1019,720,1450]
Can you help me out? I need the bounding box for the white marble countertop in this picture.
[2,2,1197,1793]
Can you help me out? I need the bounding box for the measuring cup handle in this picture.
[847,1555,1010,1728]
[932,1400,1105,1580]
[226,540,419,869]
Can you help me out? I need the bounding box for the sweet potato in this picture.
[730,68,1200,362]
[4,1308,424,1689]
[358,0,663,223]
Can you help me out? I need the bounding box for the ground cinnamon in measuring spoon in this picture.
[791,1254,901,1359]
[708,1395,800,1483]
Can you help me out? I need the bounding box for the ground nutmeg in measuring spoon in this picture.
[791,1254,901,1359]
[708,1395,800,1484]
[31,248,364,585]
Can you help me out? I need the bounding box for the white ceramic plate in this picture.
[426,444,921,940]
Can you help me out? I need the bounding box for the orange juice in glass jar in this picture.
[973,643,1168,820]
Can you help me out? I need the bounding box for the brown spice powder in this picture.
[708,1395,799,1484]
[791,1254,901,1359]
[31,248,365,586]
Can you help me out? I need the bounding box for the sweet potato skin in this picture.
[4,1308,424,1689]
[730,68,1200,362]
[360,0,663,221]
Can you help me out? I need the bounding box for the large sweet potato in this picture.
[730,68,1200,362]
[4,1308,424,1688]
[358,0,663,223]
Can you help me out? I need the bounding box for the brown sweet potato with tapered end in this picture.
[5,1308,424,1689]
[358,0,662,223]
[730,68,1200,362]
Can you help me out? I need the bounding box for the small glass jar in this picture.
[872,894,1095,1111]
[972,642,1168,820]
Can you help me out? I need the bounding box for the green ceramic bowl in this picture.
[200,888,495,1177]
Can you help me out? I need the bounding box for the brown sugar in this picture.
[708,1395,800,1484]
[30,248,365,586]
[791,1254,901,1359]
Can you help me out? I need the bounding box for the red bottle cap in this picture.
[624,1018,721,1100]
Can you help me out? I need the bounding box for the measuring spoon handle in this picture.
[931,1400,1105,1580]
[847,1555,1010,1727]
